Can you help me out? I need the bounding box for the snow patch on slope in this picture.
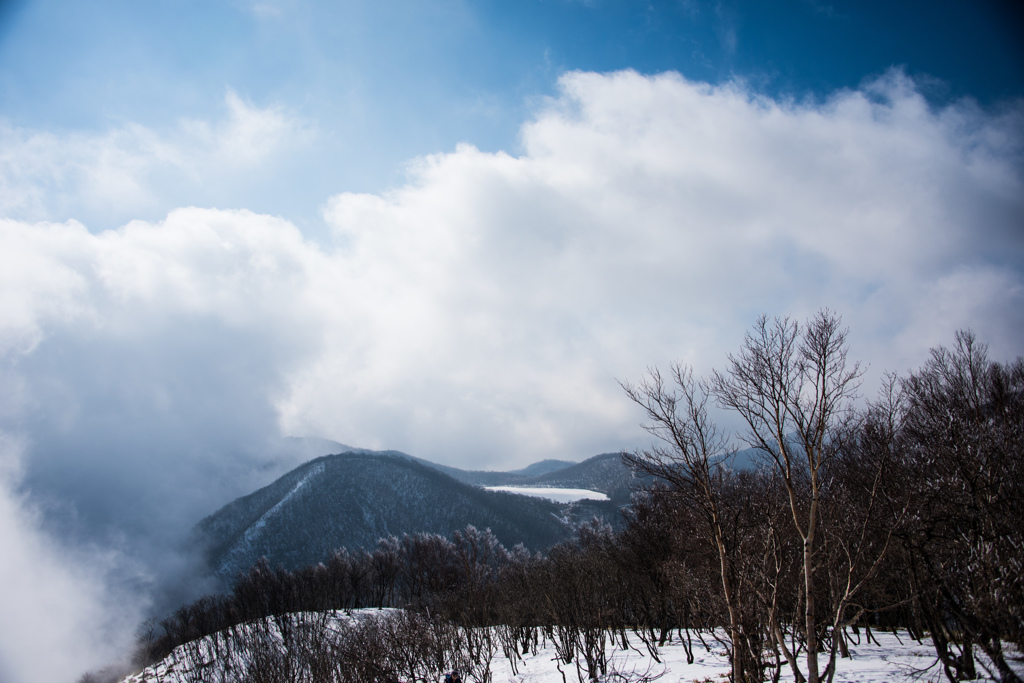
[218,463,325,574]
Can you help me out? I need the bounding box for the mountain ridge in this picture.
[194,450,633,582]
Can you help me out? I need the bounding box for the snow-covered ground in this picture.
[485,486,609,503]
[491,630,1015,682]
[121,611,1022,683]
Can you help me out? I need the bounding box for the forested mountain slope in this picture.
[195,451,622,581]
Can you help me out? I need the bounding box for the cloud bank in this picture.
[0,69,1022,679]
[300,69,1024,462]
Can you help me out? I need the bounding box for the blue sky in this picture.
[0,2,1022,679]
[1,0,1021,231]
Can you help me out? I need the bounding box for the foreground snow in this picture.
[122,612,1021,683]
[491,630,1012,682]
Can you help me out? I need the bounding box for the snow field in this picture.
[492,630,996,682]
[121,611,1021,683]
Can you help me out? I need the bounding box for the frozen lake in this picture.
[484,486,609,503]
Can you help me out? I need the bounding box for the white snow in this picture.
[120,613,1023,683]
[490,629,1010,682]
[485,486,609,503]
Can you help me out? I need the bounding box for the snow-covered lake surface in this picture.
[485,486,609,503]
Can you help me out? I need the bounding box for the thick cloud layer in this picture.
[300,69,1024,462]
[0,69,1022,680]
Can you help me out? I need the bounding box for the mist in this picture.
[0,432,146,682]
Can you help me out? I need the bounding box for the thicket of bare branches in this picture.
[621,314,1022,683]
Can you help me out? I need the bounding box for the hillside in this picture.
[194,451,625,581]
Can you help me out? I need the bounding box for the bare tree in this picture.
[621,364,761,683]
[711,311,862,683]
[900,331,1024,683]
[816,374,909,683]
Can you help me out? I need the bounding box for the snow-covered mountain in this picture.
[194,450,633,581]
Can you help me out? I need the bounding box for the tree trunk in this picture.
[771,616,805,683]
[804,535,819,683]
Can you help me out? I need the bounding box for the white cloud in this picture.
[2,69,1021,472]
[180,90,302,168]
[3,70,1022,473]
[0,91,307,226]
[288,69,1023,463]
